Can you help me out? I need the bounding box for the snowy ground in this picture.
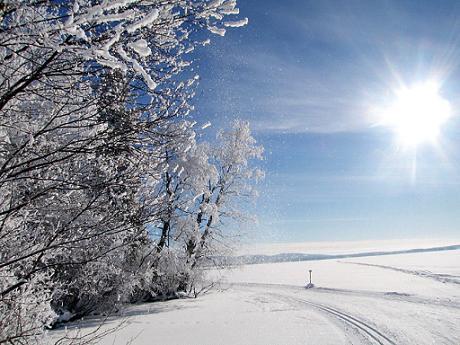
[49,241,460,344]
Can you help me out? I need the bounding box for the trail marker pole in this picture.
[309,270,312,284]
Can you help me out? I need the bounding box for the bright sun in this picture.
[380,81,451,148]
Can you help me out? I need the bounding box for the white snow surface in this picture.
[49,241,460,344]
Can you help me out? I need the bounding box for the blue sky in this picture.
[193,0,460,243]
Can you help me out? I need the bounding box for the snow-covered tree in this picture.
[185,120,264,266]
[129,120,263,300]
[0,1,250,343]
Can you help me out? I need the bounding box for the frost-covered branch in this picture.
[1,0,249,343]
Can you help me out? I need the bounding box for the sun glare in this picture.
[380,81,451,148]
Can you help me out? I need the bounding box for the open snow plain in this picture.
[50,240,460,344]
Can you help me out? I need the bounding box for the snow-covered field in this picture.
[49,241,460,344]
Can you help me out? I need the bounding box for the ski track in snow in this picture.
[273,294,395,345]
[229,281,460,310]
[342,261,460,285]
[229,281,460,344]
[238,284,396,344]
[236,284,397,345]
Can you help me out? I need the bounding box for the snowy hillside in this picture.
[50,242,460,344]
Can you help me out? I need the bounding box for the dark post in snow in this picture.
[309,269,312,284]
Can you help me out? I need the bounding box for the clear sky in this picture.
[193,0,460,243]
